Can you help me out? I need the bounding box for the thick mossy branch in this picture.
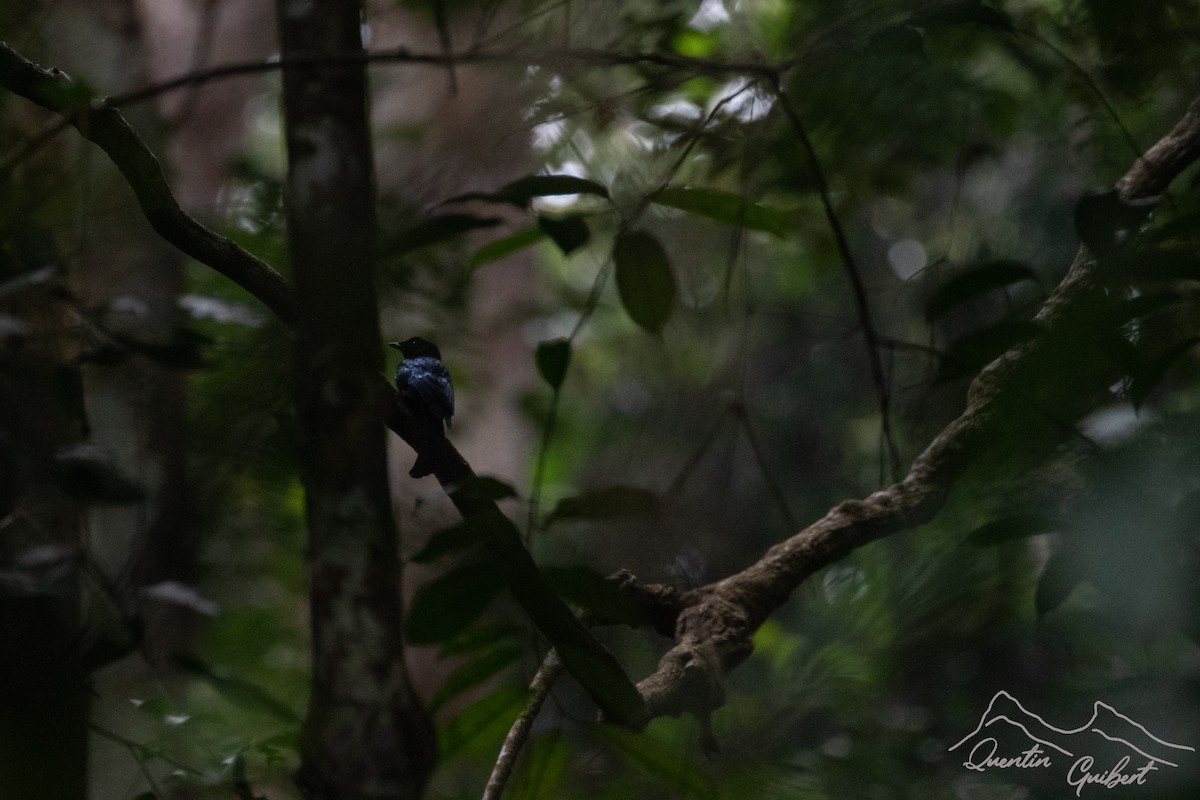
[634,95,1200,721]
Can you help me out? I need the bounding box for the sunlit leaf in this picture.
[406,561,511,644]
[925,260,1040,321]
[535,338,571,389]
[650,185,789,237]
[613,230,676,336]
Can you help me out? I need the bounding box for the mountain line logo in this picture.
[949,690,1194,796]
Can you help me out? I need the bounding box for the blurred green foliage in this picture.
[4,0,1200,797]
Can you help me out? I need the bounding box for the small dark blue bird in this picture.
[390,336,454,478]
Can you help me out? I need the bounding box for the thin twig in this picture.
[482,650,564,800]
[771,79,904,483]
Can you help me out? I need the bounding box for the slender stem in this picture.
[771,80,904,483]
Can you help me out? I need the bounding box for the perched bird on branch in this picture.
[390,336,454,478]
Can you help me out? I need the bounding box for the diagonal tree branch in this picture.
[631,94,1200,723]
[0,43,295,324]
[0,39,644,730]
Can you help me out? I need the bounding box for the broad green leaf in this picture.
[613,230,676,336]
[925,260,1040,321]
[470,225,545,268]
[537,214,590,255]
[406,561,511,644]
[650,185,789,237]
[535,338,571,389]
[546,485,660,523]
[439,686,529,760]
[542,565,650,626]
[446,174,610,207]
[384,214,502,256]
[429,645,523,712]
[966,513,1059,546]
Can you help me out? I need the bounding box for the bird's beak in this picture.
[387,342,402,350]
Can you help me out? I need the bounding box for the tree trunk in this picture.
[276,1,434,797]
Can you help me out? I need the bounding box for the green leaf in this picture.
[613,230,676,336]
[537,214,590,255]
[925,260,1040,321]
[596,724,716,800]
[1074,190,1159,259]
[966,513,1059,546]
[406,561,511,644]
[542,565,650,626]
[535,338,571,389]
[172,656,300,724]
[650,185,789,237]
[446,174,610,208]
[384,214,502,256]
[429,645,523,712]
[439,686,529,760]
[546,485,660,524]
[470,226,545,268]
[411,516,506,563]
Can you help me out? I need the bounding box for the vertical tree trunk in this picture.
[275,1,434,797]
[0,289,88,799]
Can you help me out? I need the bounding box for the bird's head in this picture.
[389,336,442,360]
